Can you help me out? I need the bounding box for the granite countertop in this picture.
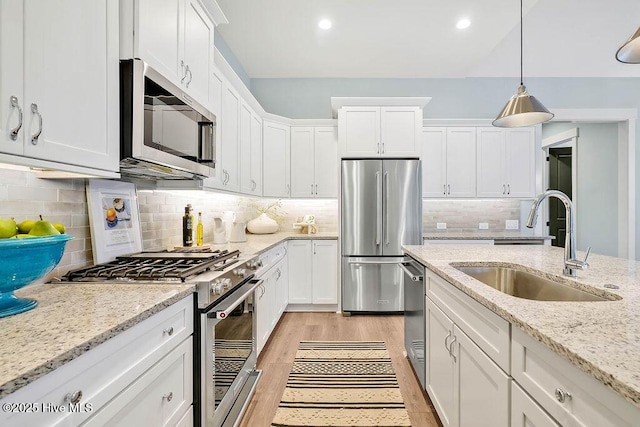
[0,283,195,399]
[423,231,553,240]
[204,231,338,256]
[403,244,640,408]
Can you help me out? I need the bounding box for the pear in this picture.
[0,217,18,238]
[13,234,37,238]
[52,222,66,234]
[17,219,36,234]
[28,215,61,236]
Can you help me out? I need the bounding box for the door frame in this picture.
[542,109,636,259]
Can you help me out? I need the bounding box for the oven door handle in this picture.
[207,279,262,319]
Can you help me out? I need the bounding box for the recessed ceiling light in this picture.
[318,19,332,30]
[456,18,471,30]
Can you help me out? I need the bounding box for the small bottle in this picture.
[196,212,204,246]
[182,205,193,247]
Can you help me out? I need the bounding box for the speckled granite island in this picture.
[423,231,553,243]
[403,243,640,424]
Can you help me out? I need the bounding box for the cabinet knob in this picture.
[554,388,572,403]
[64,390,83,405]
[163,392,174,402]
[163,326,174,336]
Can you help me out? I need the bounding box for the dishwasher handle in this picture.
[398,262,423,282]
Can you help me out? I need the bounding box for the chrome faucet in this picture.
[526,189,591,277]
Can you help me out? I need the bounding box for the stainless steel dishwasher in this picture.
[400,256,426,388]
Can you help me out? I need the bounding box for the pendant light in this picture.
[493,0,553,127]
[616,27,640,64]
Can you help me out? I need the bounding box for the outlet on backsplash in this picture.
[505,220,519,230]
[436,222,447,230]
[479,223,489,230]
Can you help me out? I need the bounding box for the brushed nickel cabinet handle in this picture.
[180,60,187,84]
[444,330,452,351]
[9,96,22,140]
[503,184,506,195]
[507,184,510,195]
[163,392,174,402]
[449,335,457,362]
[30,103,42,145]
[315,184,318,195]
[163,326,174,336]
[311,183,314,195]
[64,390,83,405]
[443,184,446,195]
[447,184,451,195]
[185,66,193,88]
[554,388,572,403]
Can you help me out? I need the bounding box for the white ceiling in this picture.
[215,0,640,78]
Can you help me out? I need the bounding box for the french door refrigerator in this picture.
[341,159,422,313]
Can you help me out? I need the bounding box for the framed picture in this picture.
[86,179,143,264]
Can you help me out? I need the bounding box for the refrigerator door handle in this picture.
[376,171,381,246]
[384,171,389,246]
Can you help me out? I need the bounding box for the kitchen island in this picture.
[403,243,640,425]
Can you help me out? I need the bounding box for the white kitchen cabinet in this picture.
[218,81,241,192]
[339,106,421,158]
[240,101,262,195]
[263,120,291,198]
[477,127,535,198]
[0,0,119,175]
[256,252,288,355]
[0,296,194,427]
[202,67,224,188]
[290,127,338,198]
[288,240,338,307]
[421,127,476,198]
[511,381,560,427]
[125,0,215,110]
[426,298,509,427]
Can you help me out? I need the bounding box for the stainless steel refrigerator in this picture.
[341,159,422,313]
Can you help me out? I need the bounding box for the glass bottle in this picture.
[182,205,193,247]
[196,212,204,246]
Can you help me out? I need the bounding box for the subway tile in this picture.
[8,185,58,202]
[58,189,86,203]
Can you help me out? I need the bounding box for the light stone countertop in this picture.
[204,231,338,256]
[402,244,640,408]
[0,283,195,399]
[423,231,553,240]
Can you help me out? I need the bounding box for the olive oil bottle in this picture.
[196,212,203,246]
[182,204,193,247]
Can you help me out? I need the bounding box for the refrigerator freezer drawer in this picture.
[342,257,404,312]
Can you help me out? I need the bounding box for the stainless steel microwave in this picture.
[120,59,216,180]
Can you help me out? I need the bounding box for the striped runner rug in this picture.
[271,341,412,426]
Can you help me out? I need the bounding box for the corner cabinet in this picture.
[287,240,338,307]
[290,127,338,198]
[421,127,476,198]
[477,127,535,198]
[339,106,422,158]
[263,121,291,198]
[0,0,119,175]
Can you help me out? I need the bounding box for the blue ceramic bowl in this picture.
[0,234,73,317]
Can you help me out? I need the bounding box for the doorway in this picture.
[548,148,572,248]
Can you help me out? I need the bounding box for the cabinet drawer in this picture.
[512,327,640,426]
[83,337,193,426]
[511,381,560,427]
[0,296,193,427]
[426,269,510,372]
[175,405,194,427]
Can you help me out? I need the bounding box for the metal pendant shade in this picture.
[616,27,640,64]
[493,0,553,128]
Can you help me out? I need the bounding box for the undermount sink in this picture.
[453,264,617,302]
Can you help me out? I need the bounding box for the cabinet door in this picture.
[426,298,456,427]
[511,382,560,427]
[421,127,447,198]
[203,68,223,189]
[311,240,338,304]
[445,128,476,198]
[505,128,535,198]
[476,128,506,197]
[256,279,269,355]
[290,127,315,197]
[250,113,263,195]
[339,106,380,157]
[136,0,183,85]
[0,0,24,155]
[314,127,338,197]
[220,82,240,192]
[453,325,509,427]
[239,101,253,194]
[182,0,214,108]
[288,240,312,304]
[278,255,289,314]
[22,0,119,172]
[380,107,421,157]
[263,121,291,197]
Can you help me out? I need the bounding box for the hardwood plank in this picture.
[240,312,440,427]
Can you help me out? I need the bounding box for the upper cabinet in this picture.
[339,106,422,158]
[122,0,217,110]
[290,127,338,198]
[263,121,291,198]
[422,127,477,198]
[476,127,535,198]
[0,0,119,175]
[240,101,262,195]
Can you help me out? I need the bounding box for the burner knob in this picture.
[247,259,263,269]
[210,280,223,295]
[222,278,232,290]
[233,268,247,277]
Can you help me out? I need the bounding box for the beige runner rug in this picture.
[271,341,412,427]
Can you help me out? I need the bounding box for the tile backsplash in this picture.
[0,168,526,281]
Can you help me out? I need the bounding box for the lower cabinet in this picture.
[287,239,338,307]
[426,297,509,427]
[0,295,194,427]
[256,254,288,355]
[511,381,560,427]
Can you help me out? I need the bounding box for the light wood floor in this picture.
[239,312,441,427]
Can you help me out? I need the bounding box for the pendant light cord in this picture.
[520,0,524,85]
